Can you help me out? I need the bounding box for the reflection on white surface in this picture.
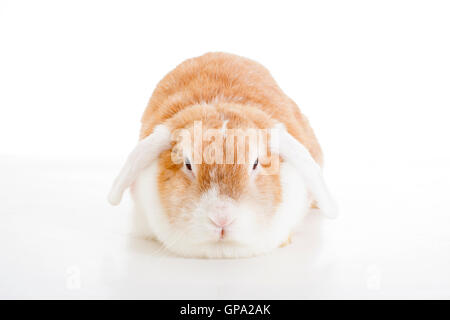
[1,155,449,299]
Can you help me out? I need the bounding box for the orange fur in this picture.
[156,104,282,221]
[141,52,323,222]
[140,52,323,165]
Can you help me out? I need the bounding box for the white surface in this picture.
[1,0,450,299]
[1,154,449,299]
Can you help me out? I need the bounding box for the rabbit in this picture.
[108,52,337,258]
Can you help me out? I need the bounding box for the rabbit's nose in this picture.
[208,214,235,228]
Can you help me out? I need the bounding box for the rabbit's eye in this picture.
[185,159,192,171]
[252,158,258,170]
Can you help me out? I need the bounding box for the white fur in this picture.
[272,124,338,219]
[108,125,171,205]
[132,160,309,258]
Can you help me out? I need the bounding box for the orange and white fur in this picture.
[108,52,337,258]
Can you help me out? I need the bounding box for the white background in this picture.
[1,0,449,299]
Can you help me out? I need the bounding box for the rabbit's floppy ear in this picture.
[271,124,338,218]
[108,125,172,206]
